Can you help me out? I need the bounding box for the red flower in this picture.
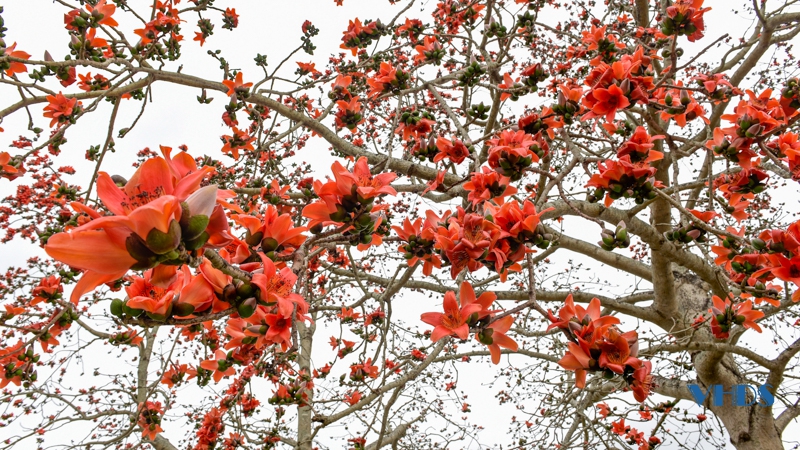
[597,329,640,374]
[0,152,23,180]
[367,62,406,97]
[490,200,553,240]
[343,156,398,199]
[302,157,396,233]
[487,130,540,180]
[88,0,118,27]
[463,167,517,206]
[331,74,353,100]
[223,8,239,29]
[767,254,800,287]
[1,43,30,76]
[709,295,764,339]
[334,96,365,130]
[222,72,252,97]
[137,401,164,441]
[434,136,471,164]
[349,358,379,381]
[397,18,423,42]
[160,363,196,388]
[45,152,217,304]
[232,205,307,258]
[395,111,435,141]
[586,156,662,206]
[421,288,483,341]
[582,83,630,123]
[251,257,307,319]
[77,72,111,92]
[296,61,319,75]
[434,210,499,279]
[617,126,664,163]
[344,390,362,405]
[558,340,593,388]
[195,407,225,448]
[630,360,653,402]
[200,349,235,382]
[43,93,80,128]
[498,73,520,101]
[663,0,711,42]
[221,127,255,159]
[414,36,443,65]
[478,315,518,364]
[393,215,442,276]
[31,276,63,306]
[687,209,718,223]
[263,313,292,348]
[611,418,630,436]
[124,268,184,318]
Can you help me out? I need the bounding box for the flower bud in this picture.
[109,298,124,317]
[237,297,257,319]
[146,219,182,255]
[172,302,195,317]
[751,238,766,251]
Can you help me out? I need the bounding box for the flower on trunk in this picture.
[137,401,164,441]
[709,295,764,339]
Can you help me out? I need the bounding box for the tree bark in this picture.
[296,320,315,450]
[670,272,784,450]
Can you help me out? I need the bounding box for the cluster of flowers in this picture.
[394,200,552,282]
[43,147,231,306]
[421,282,518,364]
[302,156,396,247]
[549,296,652,402]
[711,220,800,309]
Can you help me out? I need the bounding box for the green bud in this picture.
[237,297,257,319]
[261,237,279,252]
[184,231,210,251]
[125,233,159,268]
[122,302,143,318]
[110,298,124,317]
[146,220,182,255]
[172,302,195,317]
[181,215,210,242]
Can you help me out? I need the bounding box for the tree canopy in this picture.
[1,0,800,449]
